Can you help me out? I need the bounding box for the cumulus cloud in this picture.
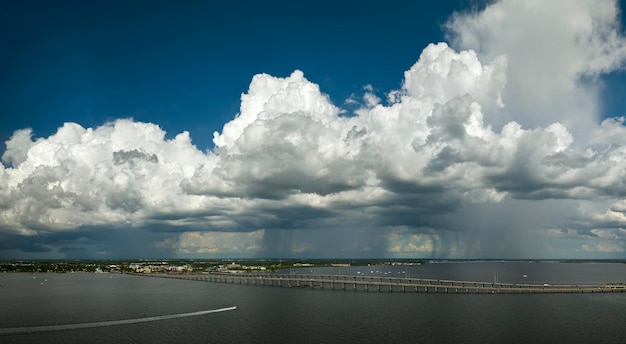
[1,0,626,259]
[446,0,626,138]
[2,128,37,167]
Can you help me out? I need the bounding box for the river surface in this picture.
[1,262,625,343]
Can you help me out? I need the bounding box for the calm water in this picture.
[1,262,625,343]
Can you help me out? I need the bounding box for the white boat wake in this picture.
[0,306,237,334]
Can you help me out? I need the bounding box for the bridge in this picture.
[129,272,626,294]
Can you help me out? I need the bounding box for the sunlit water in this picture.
[1,262,625,343]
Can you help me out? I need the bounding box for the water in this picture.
[1,262,625,343]
[283,261,626,285]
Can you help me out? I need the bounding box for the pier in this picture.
[129,272,626,294]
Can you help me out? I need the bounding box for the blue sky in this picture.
[1,0,626,259]
[1,0,467,151]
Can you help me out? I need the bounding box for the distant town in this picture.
[1,259,624,274]
[0,259,431,274]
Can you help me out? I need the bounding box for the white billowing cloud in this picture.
[446,0,626,138]
[2,128,37,167]
[2,0,626,259]
[402,42,507,116]
[591,117,626,145]
[362,84,382,108]
[0,120,215,237]
[213,70,341,150]
[187,70,371,200]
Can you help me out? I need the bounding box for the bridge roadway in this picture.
[130,272,626,294]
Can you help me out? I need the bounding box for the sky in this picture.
[1,0,626,260]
